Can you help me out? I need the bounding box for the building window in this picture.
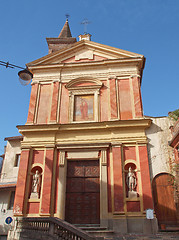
[74,95,94,121]
[66,77,103,123]
[14,154,20,167]
[8,191,15,210]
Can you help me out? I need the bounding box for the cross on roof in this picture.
[80,18,91,34]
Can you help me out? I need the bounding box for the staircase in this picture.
[75,224,115,238]
[8,217,102,240]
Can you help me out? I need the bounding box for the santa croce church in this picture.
[10,18,161,238]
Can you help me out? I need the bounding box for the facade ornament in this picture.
[126,167,137,198]
[30,170,41,199]
[59,151,65,166]
[101,149,107,166]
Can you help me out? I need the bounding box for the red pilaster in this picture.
[13,150,30,215]
[40,149,54,215]
[139,146,153,210]
[50,81,59,122]
[119,79,133,120]
[132,77,143,118]
[100,81,108,121]
[110,78,118,119]
[60,84,69,124]
[112,146,124,212]
[26,83,38,123]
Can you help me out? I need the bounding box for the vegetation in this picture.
[169,109,179,121]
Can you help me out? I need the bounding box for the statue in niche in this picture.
[126,167,137,198]
[30,170,41,199]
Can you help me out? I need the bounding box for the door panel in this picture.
[152,173,177,226]
[65,160,100,224]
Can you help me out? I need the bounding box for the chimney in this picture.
[78,33,91,41]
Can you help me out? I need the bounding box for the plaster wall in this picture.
[0,190,13,236]
[146,116,174,180]
[1,140,21,183]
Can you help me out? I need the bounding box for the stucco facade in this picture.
[10,20,158,235]
[146,116,174,180]
[0,136,22,238]
[146,116,179,227]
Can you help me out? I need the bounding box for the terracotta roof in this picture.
[0,182,16,189]
[58,19,72,38]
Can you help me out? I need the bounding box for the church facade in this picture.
[13,20,158,233]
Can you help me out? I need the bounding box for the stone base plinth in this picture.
[128,191,138,199]
[30,192,39,199]
[109,217,158,234]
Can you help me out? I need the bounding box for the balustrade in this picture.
[8,217,100,240]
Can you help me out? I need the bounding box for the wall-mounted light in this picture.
[0,60,33,86]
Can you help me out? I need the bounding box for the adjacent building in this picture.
[0,136,22,239]
[146,116,179,228]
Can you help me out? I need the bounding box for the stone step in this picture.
[74,224,115,238]
[86,230,115,237]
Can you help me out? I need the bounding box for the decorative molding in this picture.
[75,50,94,60]
[59,151,65,166]
[66,77,103,90]
[101,150,107,166]
[57,143,110,150]
[111,142,122,147]
[67,78,102,123]
[108,75,116,80]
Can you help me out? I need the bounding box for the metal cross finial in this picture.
[81,18,91,34]
[65,14,70,20]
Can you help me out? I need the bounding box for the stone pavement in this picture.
[105,232,179,240]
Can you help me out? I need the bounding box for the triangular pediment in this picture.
[27,40,143,67]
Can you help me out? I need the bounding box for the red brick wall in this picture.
[132,77,143,118]
[50,82,59,122]
[139,146,153,210]
[27,84,38,123]
[110,79,118,119]
[127,201,140,212]
[59,84,69,123]
[27,202,40,214]
[40,149,54,215]
[112,146,124,212]
[118,79,133,120]
[37,84,52,124]
[14,150,30,215]
[100,81,108,121]
[32,150,44,165]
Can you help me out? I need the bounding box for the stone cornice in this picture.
[17,118,151,134]
[28,57,144,72]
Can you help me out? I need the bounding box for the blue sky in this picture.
[0,0,178,154]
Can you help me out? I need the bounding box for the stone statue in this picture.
[30,170,41,199]
[126,167,137,198]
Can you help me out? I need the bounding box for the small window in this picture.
[14,154,20,167]
[8,191,15,210]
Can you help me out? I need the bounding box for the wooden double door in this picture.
[152,173,177,226]
[65,160,100,224]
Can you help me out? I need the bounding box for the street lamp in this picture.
[0,60,33,86]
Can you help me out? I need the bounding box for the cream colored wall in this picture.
[1,140,21,183]
[146,116,174,180]
[0,139,21,235]
[0,190,13,235]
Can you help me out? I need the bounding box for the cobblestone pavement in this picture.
[105,232,179,240]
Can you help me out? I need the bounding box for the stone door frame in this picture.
[56,143,109,227]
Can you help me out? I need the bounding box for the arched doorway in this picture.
[152,173,177,227]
